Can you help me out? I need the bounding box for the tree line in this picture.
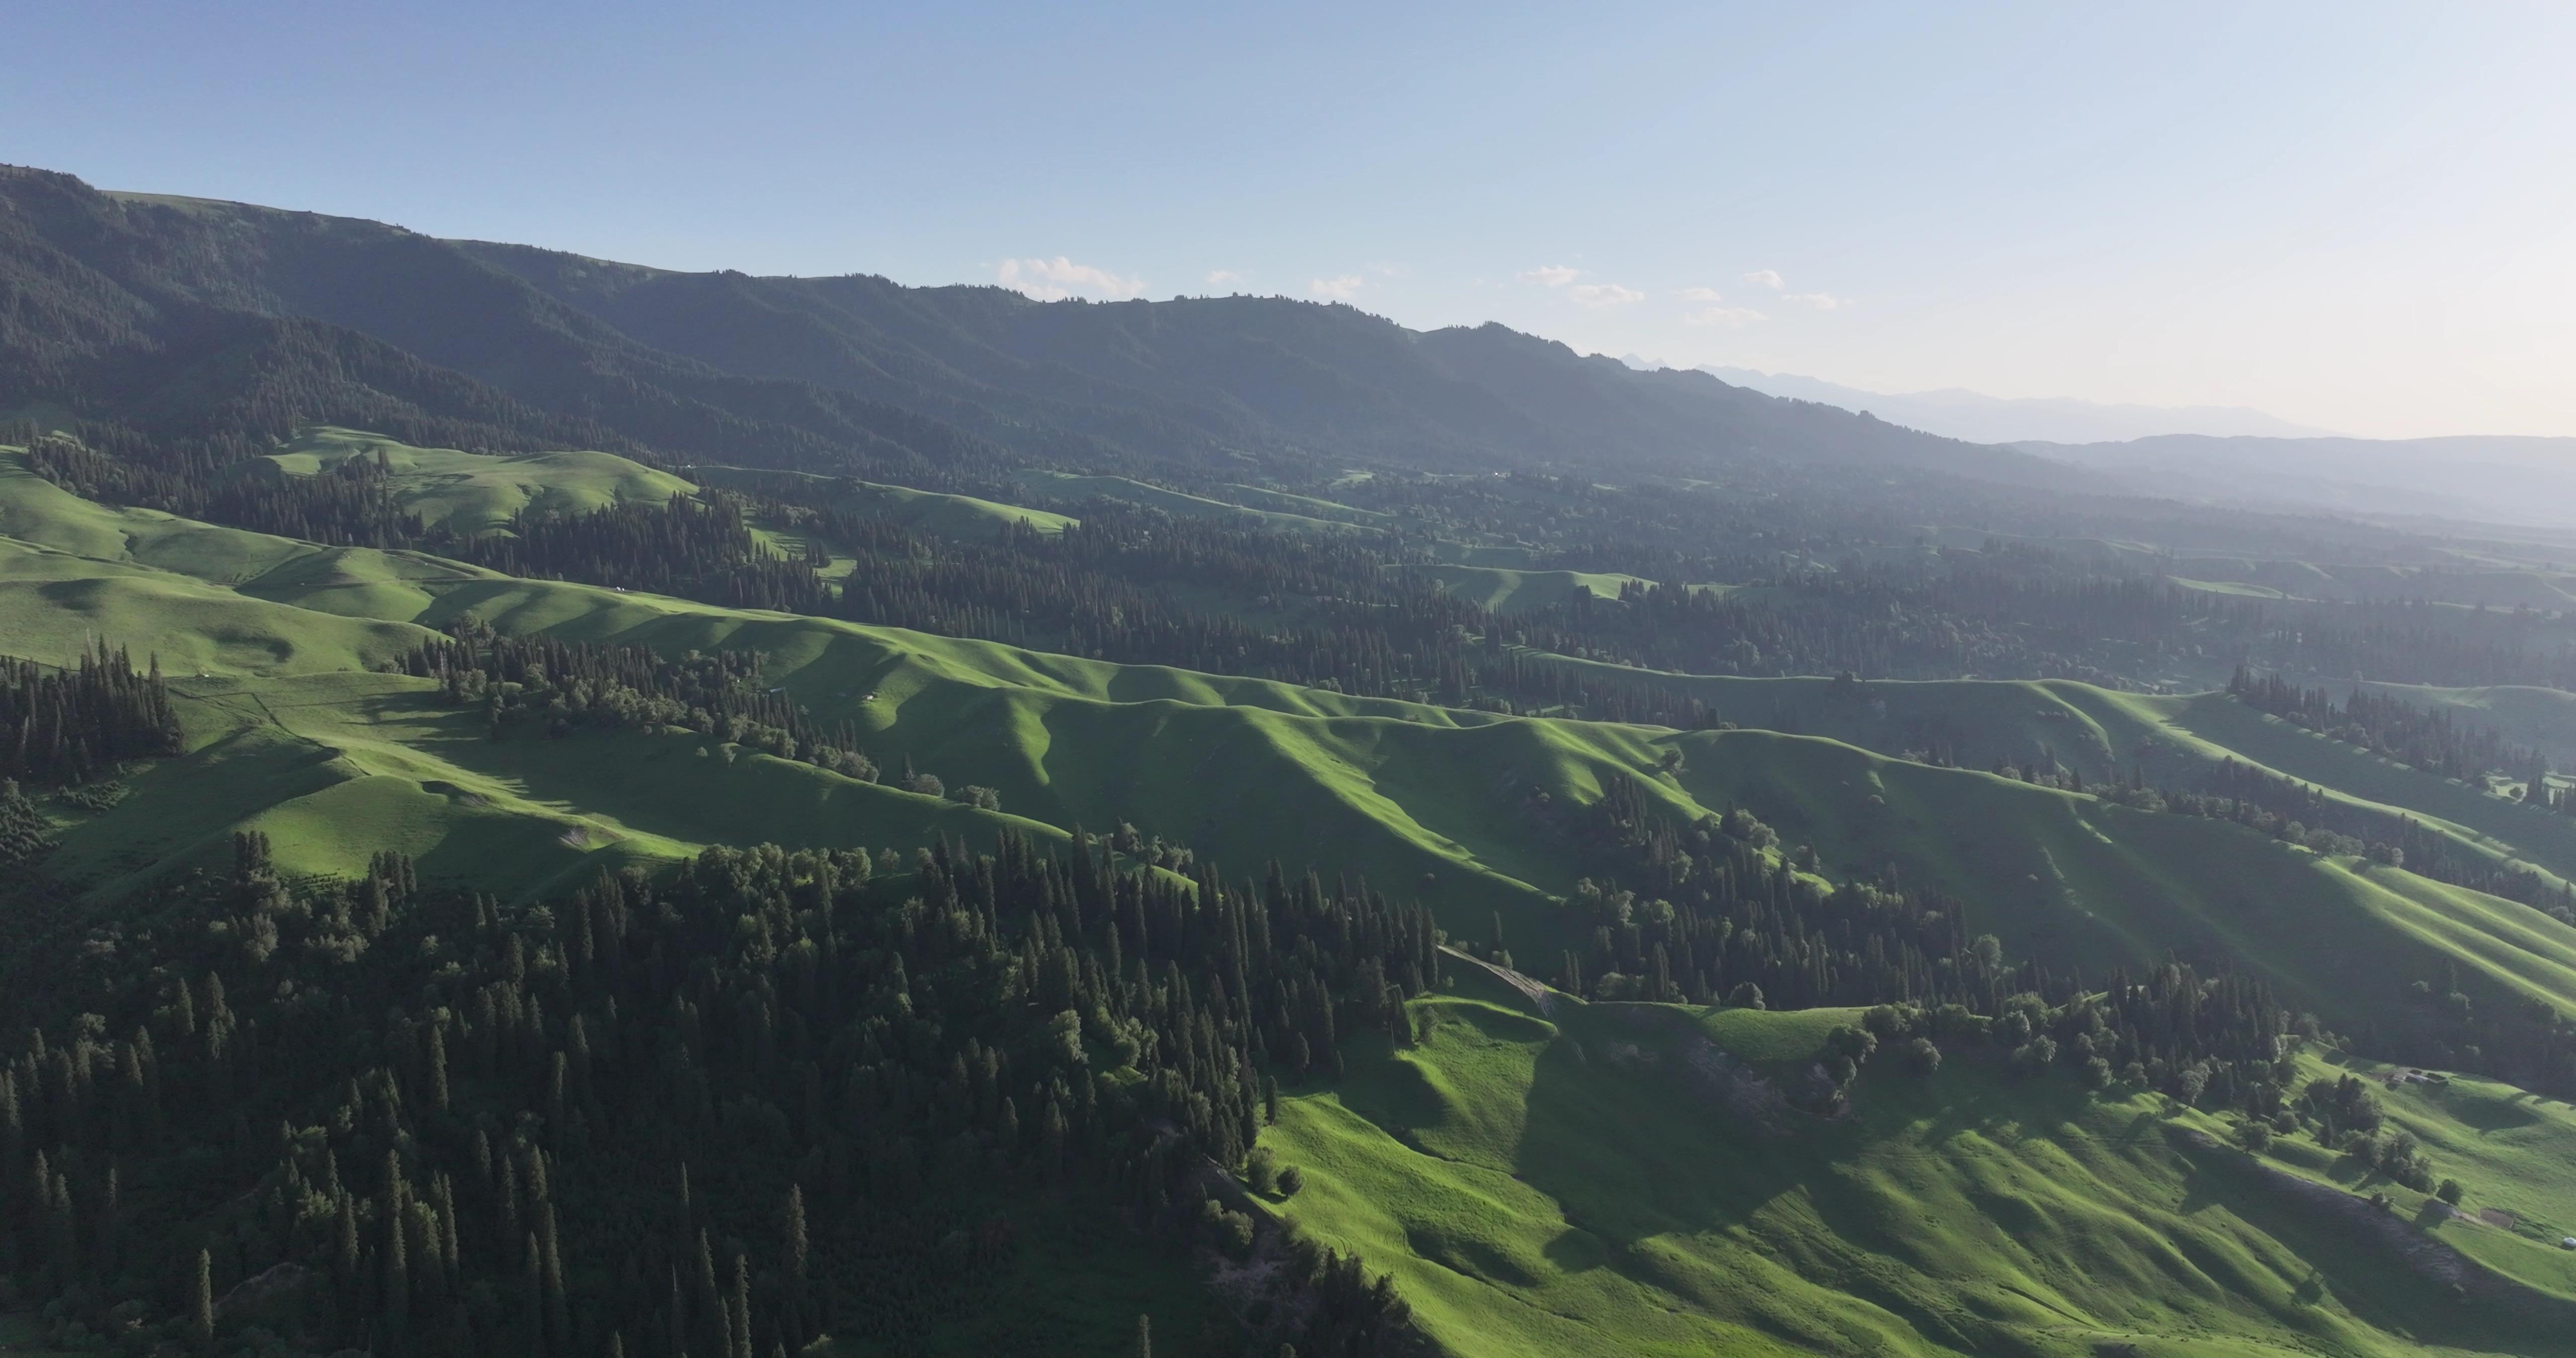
[1477,775,2299,1118]
[0,644,180,788]
[2228,667,2536,784]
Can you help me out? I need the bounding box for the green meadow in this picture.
[17,431,2576,1355]
[13,441,2576,1043]
[1270,981,2576,1356]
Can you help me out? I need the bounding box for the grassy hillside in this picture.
[1420,564,1651,612]
[41,670,1059,901]
[1013,469,1379,535]
[0,455,446,674]
[1523,653,2576,891]
[694,463,1079,538]
[2281,1047,2576,1304]
[1215,482,1398,528]
[257,426,696,535]
[2363,682,2576,771]
[14,447,2576,1043]
[1268,986,2576,1357]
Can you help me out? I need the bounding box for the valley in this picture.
[6,161,2576,1357]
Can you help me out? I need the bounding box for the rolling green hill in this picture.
[43,669,1062,901]
[21,158,2576,1358]
[15,441,2576,1358]
[13,445,2576,1051]
[256,426,697,536]
[2364,682,2576,771]
[694,463,1079,539]
[1268,983,2576,1357]
[1522,653,2576,891]
[1419,564,1653,612]
[1012,469,1382,535]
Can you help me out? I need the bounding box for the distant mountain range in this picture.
[2023,433,2576,534]
[1655,364,2337,444]
[1609,361,2576,532]
[0,164,2075,495]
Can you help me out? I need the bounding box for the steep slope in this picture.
[0,166,1012,477]
[1268,983,2576,1357]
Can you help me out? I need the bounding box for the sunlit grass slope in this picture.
[1013,469,1377,535]
[2264,1047,2576,1306]
[2362,681,2576,771]
[1268,987,2576,1357]
[45,671,1062,902]
[1531,653,2576,892]
[693,464,1078,539]
[257,426,696,535]
[13,443,2576,1040]
[1419,564,1652,612]
[0,456,444,674]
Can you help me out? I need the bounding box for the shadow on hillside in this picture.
[2453,1092,2550,1132]
[1437,1006,2576,1356]
[2167,1133,2576,1352]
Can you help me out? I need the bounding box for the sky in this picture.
[9,2,2575,439]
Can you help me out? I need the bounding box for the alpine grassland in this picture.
[12,417,2576,1352]
[1418,564,1655,613]
[1267,978,2576,1357]
[1010,470,1384,535]
[259,427,699,535]
[13,439,2576,1044]
[11,136,2576,1358]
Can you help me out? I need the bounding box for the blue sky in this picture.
[11,2,2573,438]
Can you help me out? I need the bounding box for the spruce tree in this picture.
[782,1182,809,1335]
[729,1251,754,1358]
[427,1025,450,1113]
[523,1233,545,1357]
[191,1246,215,1350]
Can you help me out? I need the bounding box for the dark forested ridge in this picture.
[453,237,2068,483]
[0,164,2062,495]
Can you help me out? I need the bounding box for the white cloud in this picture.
[996,257,1147,301]
[1566,282,1645,308]
[1784,291,1852,310]
[1515,266,1642,307]
[1204,269,1245,286]
[1741,269,1786,290]
[1682,306,1767,328]
[1676,286,1727,302]
[1309,274,1365,300]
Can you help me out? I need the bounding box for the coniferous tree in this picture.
[191,1246,214,1351]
